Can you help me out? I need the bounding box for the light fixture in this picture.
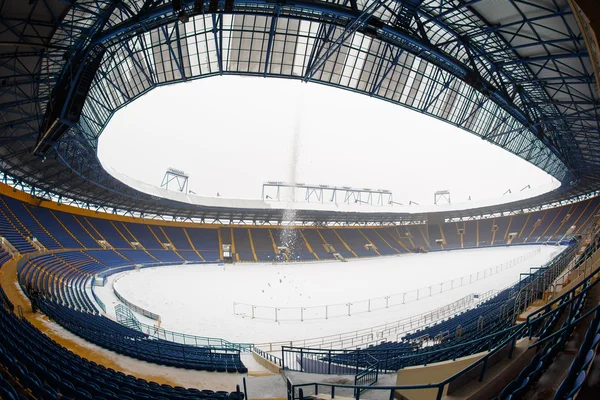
[178,10,189,23]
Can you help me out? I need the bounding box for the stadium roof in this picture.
[1,0,599,224]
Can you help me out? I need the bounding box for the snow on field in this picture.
[95,245,562,344]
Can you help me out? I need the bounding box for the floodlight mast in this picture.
[161,168,190,193]
[434,190,451,205]
[261,182,393,206]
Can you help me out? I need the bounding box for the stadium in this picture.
[1,0,600,399]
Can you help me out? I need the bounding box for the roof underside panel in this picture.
[0,0,598,223]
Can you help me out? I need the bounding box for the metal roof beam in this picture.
[500,52,589,66]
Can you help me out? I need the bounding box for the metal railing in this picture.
[546,219,600,301]
[238,249,541,322]
[277,243,583,374]
[94,263,256,351]
[255,292,482,352]
[525,240,600,333]
[136,321,253,352]
[254,347,283,367]
[113,272,160,321]
[40,300,244,368]
[512,241,580,320]
[286,322,528,400]
[547,249,598,302]
[279,233,600,394]
[95,260,208,279]
[280,320,521,375]
[353,357,379,395]
[115,304,142,331]
[285,290,600,400]
[89,277,106,313]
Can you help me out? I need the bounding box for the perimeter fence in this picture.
[235,248,542,322]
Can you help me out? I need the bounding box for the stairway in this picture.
[115,304,142,331]
[333,253,347,262]
[0,237,19,257]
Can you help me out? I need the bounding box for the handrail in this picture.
[512,243,579,320]
[283,305,525,354]
[287,323,528,400]
[135,319,254,352]
[282,321,522,365]
[521,239,600,341]
[353,356,379,395]
[546,240,595,297]
[528,302,600,350]
[441,324,526,383]
[543,220,600,303]
[526,239,600,322]
[254,347,283,366]
[89,276,106,313]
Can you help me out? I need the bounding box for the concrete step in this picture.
[308,395,355,400]
[248,371,276,377]
[241,354,276,377]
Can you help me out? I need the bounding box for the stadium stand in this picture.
[300,229,334,260]
[249,228,279,261]
[382,227,413,252]
[178,249,205,262]
[0,197,62,251]
[52,213,100,249]
[405,225,430,250]
[38,300,247,373]
[369,228,402,254]
[0,289,244,399]
[369,229,399,255]
[91,219,132,249]
[337,229,377,257]
[1,249,11,267]
[492,231,600,400]
[162,226,193,250]
[233,228,255,262]
[319,229,357,259]
[118,249,157,264]
[149,226,171,249]
[2,191,595,262]
[0,207,37,254]
[19,205,81,249]
[124,222,163,249]
[147,249,184,263]
[187,228,220,261]
[0,187,599,398]
[553,313,600,399]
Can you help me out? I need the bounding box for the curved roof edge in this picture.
[2,168,597,226]
[106,167,563,216]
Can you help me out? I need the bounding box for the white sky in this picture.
[98,76,555,206]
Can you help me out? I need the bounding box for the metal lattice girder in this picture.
[78,1,577,175]
[0,0,598,223]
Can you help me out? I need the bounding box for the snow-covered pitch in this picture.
[95,245,562,345]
